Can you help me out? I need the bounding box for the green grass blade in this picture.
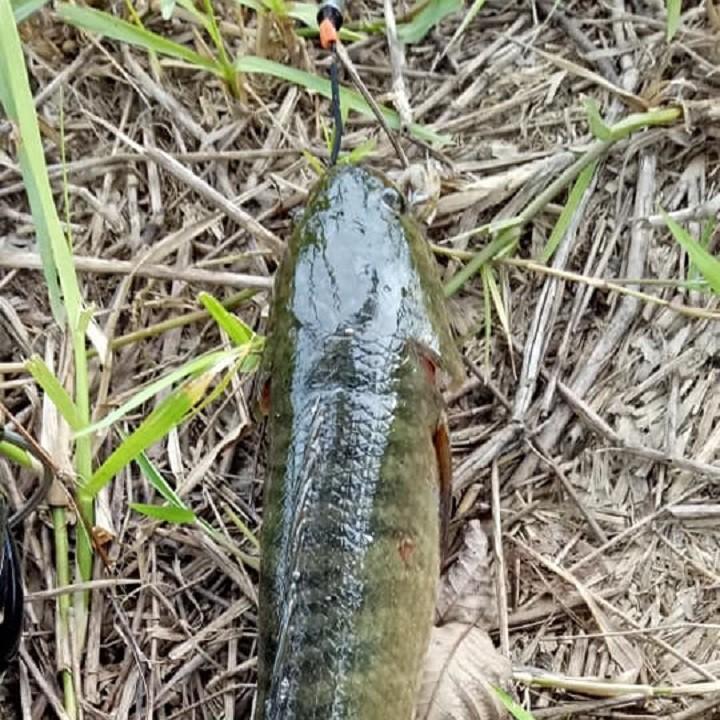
[222,502,260,548]
[584,98,612,141]
[85,372,215,496]
[339,137,377,166]
[0,0,69,321]
[481,266,492,369]
[540,159,597,263]
[586,101,680,143]
[688,219,717,284]
[75,349,235,438]
[190,354,251,415]
[493,687,536,720]
[57,4,223,75]
[134,451,190,509]
[444,227,520,297]
[130,503,197,524]
[398,0,463,44]
[2,0,95,626]
[611,107,680,138]
[303,148,326,175]
[200,0,231,69]
[25,356,84,431]
[666,0,681,41]
[0,441,34,468]
[594,105,680,142]
[198,292,254,346]
[662,210,720,293]
[235,55,450,145]
[12,0,49,22]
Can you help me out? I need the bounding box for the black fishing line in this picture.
[317,0,345,166]
[329,48,343,166]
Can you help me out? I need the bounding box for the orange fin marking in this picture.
[434,419,452,563]
[258,379,271,416]
[419,353,437,386]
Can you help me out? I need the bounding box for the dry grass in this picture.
[1,0,720,717]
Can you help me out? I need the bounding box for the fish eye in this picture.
[380,188,405,213]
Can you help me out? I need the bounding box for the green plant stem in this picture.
[443,229,519,297]
[434,244,720,320]
[53,506,78,720]
[200,0,240,95]
[202,0,229,66]
[513,666,720,698]
[433,244,710,290]
[60,92,94,647]
[0,440,33,468]
[73,326,93,647]
[107,288,257,353]
[200,520,259,570]
[442,138,613,295]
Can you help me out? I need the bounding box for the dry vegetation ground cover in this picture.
[1,0,720,718]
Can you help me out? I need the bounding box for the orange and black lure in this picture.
[317,0,346,165]
[0,426,53,674]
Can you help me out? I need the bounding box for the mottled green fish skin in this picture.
[255,166,462,720]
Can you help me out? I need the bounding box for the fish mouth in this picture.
[311,164,406,208]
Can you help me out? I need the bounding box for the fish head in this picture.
[294,165,463,385]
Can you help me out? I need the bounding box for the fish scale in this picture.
[255,166,463,720]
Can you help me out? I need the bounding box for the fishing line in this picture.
[317,0,345,166]
[329,48,343,165]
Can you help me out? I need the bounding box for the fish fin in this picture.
[409,338,462,394]
[419,353,437,386]
[433,417,452,564]
[409,339,441,385]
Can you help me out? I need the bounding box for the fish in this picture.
[255,165,463,720]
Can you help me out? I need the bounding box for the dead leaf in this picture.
[436,520,497,628]
[415,623,511,720]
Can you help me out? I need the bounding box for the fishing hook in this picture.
[317,0,346,165]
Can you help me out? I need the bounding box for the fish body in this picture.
[256,166,462,720]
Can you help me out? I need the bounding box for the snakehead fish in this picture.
[256,165,463,720]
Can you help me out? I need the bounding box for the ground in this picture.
[1,0,720,718]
